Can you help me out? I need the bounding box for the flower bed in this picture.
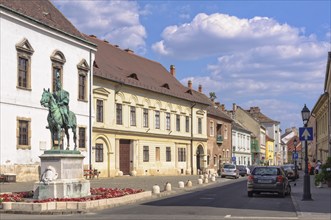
[0,188,144,204]
[0,191,33,202]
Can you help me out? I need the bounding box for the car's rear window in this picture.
[283,165,294,170]
[224,164,235,169]
[252,167,280,175]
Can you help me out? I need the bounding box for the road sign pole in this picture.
[302,124,312,201]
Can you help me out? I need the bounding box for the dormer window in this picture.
[128,73,138,80]
[93,61,99,68]
[186,89,193,95]
[162,83,170,89]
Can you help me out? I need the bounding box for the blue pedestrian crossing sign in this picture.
[299,127,313,141]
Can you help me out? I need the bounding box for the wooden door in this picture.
[120,140,131,175]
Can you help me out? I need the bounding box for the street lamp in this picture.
[301,104,312,201]
[293,138,298,179]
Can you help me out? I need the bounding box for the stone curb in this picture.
[0,191,152,215]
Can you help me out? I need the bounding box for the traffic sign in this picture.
[299,127,313,141]
[232,156,236,161]
[292,152,298,160]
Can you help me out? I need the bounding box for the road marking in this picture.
[199,197,214,200]
[224,216,298,219]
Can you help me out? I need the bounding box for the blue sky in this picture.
[53,0,331,132]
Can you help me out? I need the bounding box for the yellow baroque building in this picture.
[266,135,275,165]
[88,35,210,177]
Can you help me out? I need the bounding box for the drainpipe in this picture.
[89,49,92,170]
[191,102,196,175]
[114,83,123,175]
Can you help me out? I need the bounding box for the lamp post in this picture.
[293,139,298,179]
[301,104,312,201]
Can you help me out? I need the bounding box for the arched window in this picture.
[50,50,66,92]
[77,59,90,101]
[16,38,34,90]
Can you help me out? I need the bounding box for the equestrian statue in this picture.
[40,72,77,150]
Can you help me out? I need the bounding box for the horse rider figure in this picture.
[53,72,70,126]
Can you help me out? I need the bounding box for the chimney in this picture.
[221,104,225,111]
[124,48,134,54]
[233,103,237,112]
[215,102,221,109]
[198,84,202,93]
[170,65,176,77]
[188,80,192,89]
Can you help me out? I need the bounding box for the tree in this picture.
[209,92,217,101]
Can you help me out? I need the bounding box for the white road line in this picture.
[224,215,298,219]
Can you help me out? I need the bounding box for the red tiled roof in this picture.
[287,136,302,152]
[205,101,233,121]
[86,35,210,105]
[0,0,89,43]
[246,107,279,124]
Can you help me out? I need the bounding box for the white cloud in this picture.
[52,0,147,53]
[152,13,310,59]
[171,12,330,129]
[151,40,172,55]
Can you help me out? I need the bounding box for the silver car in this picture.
[221,164,239,178]
[247,166,291,197]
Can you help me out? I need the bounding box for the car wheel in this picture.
[248,191,253,197]
[286,185,291,195]
[221,175,225,178]
[279,190,285,198]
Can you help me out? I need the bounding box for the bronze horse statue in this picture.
[40,88,77,150]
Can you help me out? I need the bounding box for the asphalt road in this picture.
[0,179,298,220]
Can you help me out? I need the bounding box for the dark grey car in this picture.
[247,166,291,197]
[237,165,247,177]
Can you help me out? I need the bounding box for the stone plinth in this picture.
[33,179,90,200]
[39,150,84,179]
[33,150,90,200]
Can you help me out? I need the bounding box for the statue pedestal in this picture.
[33,150,90,200]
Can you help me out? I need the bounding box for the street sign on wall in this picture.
[299,127,313,141]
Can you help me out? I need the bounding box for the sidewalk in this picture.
[290,171,331,220]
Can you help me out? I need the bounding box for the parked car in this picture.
[247,166,291,197]
[237,165,248,177]
[282,164,299,180]
[221,164,239,179]
[248,165,256,174]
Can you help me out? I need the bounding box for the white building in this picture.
[0,0,96,181]
[232,121,252,166]
[281,127,298,164]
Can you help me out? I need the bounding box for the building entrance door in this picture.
[119,139,131,175]
[196,145,204,174]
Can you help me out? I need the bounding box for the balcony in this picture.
[217,135,223,144]
[251,139,260,153]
